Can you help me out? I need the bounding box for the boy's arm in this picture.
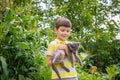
[57,44,68,55]
[46,42,55,67]
[57,44,67,50]
[57,45,77,62]
[46,55,52,66]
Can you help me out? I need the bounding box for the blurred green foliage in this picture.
[0,0,120,80]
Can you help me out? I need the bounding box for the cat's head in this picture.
[67,42,80,53]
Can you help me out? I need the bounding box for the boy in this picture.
[46,17,78,80]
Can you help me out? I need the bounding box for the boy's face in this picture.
[55,26,71,41]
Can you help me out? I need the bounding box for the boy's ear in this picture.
[54,28,57,33]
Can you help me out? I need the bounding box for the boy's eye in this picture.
[60,29,70,33]
[60,29,65,32]
[67,30,70,33]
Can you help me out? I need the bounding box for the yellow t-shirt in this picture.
[46,39,77,79]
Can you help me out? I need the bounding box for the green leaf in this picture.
[0,56,8,80]
[16,42,30,50]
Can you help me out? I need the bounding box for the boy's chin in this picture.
[61,38,67,41]
[58,37,68,41]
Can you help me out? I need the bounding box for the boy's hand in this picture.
[57,44,67,50]
[57,44,68,56]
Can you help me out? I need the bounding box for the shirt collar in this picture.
[55,39,67,44]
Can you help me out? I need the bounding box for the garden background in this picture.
[0,0,120,80]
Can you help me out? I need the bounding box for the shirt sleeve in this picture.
[46,41,56,56]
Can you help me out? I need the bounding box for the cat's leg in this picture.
[52,51,61,63]
[57,50,65,60]
[74,54,83,66]
[60,60,70,72]
[52,63,63,80]
[69,52,74,67]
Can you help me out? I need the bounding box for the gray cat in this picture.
[52,42,83,80]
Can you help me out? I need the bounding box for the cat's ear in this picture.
[73,52,76,54]
[76,42,80,46]
[67,44,73,51]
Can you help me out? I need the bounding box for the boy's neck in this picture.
[56,38,66,41]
